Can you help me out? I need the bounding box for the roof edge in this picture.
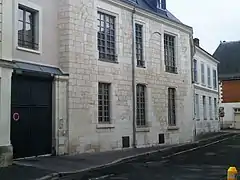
[196,46,219,64]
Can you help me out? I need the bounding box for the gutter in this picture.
[131,7,136,148]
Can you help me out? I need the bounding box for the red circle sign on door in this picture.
[13,113,20,121]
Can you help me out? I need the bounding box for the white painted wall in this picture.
[58,0,194,154]
[193,46,220,135]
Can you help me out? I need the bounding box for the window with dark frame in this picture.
[18,6,38,50]
[207,67,211,87]
[136,84,146,127]
[135,24,144,67]
[214,98,217,119]
[168,88,176,126]
[209,97,212,119]
[213,69,217,89]
[193,59,198,82]
[98,83,111,123]
[97,11,116,62]
[203,95,207,119]
[164,34,177,73]
[201,63,205,85]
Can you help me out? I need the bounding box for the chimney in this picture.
[193,38,199,47]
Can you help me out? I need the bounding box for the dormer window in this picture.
[157,0,166,10]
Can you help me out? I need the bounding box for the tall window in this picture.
[98,83,111,123]
[209,97,212,119]
[164,34,177,73]
[207,67,211,87]
[195,94,200,119]
[135,24,144,67]
[213,69,217,89]
[136,84,146,126]
[201,63,205,85]
[203,96,207,119]
[193,59,198,82]
[168,88,176,126]
[18,6,39,50]
[97,12,116,62]
[214,98,218,119]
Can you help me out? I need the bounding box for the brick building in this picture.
[213,41,240,129]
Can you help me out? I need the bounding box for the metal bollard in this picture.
[227,167,238,180]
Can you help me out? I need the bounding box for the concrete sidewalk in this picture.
[0,131,235,180]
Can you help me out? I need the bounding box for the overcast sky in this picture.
[167,0,240,54]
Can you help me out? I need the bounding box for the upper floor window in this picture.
[164,34,177,73]
[207,66,211,87]
[136,84,146,127]
[201,63,205,85]
[97,12,116,62]
[18,5,39,50]
[193,59,198,82]
[213,69,217,89]
[135,24,144,67]
[157,0,166,9]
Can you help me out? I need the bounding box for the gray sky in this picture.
[167,0,240,54]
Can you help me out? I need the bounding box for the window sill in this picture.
[96,124,115,129]
[167,126,179,130]
[98,59,119,64]
[204,118,207,120]
[136,65,146,68]
[136,127,150,132]
[17,46,41,54]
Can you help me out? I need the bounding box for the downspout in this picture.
[131,7,136,148]
[190,36,196,141]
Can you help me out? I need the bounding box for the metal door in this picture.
[11,74,53,159]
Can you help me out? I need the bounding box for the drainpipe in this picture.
[131,7,136,148]
[190,36,196,141]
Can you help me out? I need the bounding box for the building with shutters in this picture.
[0,0,195,167]
[213,41,240,129]
[193,38,220,135]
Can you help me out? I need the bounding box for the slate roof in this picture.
[213,41,240,80]
[119,0,182,24]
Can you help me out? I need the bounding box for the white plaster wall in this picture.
[58,0,194,154]
[0,68,13,146]
[219,102,240,128]
[193,47,220,134]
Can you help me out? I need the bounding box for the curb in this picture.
[37,132,237,180]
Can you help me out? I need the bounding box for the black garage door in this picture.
[11,74,53,159]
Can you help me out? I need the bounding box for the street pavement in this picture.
[0,132,235,180]
[61,134,240,180]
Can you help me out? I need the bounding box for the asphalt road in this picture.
[66,134,240,180]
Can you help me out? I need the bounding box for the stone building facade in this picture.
[193,38,220,135]
[59,0,195,154]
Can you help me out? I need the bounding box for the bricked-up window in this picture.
[135,24,144,67]
[213,69,217,89]
[168,88,176,126]
[97,12,116,62]
[203,95,207,119]
[214,98,218,119]
[209,97,213,119]
[136,84,146,126]
[164,34,177,73]
[18,6,39,50]
[193,59,198,82]
[98,83,111,123]
[201,63,205,85]
[207,67,211,87]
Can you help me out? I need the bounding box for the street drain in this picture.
[205,152,216,156]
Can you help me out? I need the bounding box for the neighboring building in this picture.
[213,40,240,129]
[192,38,220,135]
[0,0,195,167]
[0,0,68,167]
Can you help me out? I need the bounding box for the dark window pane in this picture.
[164,34,176,73]
[136,84,146,126]
[98,83,111,123]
